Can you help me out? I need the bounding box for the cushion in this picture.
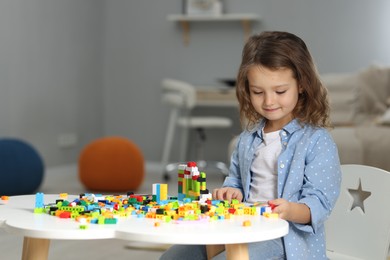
[321,73,361,124]
[357,64,390,114]
[377,108,390,125]
[322,65,390,125]
[78,137,145,192]
[0,138,44,195]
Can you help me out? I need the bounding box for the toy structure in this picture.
[178,161,211,202]
[33,161,277,227]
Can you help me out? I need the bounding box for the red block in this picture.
[59,211,71,218]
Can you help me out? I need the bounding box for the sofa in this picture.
[227,64,390,171]
[324,64,390,171]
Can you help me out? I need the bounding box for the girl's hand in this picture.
[268,198,311,224]
[212,187,243,202]
[268,198,290,219]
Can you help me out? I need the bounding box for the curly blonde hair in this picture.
[236,31,331,130]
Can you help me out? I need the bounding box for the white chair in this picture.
[161,78,233,180]
[326,164,390,260]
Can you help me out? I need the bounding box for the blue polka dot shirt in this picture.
[223,119,342,259]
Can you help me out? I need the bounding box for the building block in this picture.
[243,220,252,227]
[34,161,279,228]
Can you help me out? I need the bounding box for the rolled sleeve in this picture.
[291,131,342,234]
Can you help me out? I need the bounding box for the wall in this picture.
[1,0,389,168]
[103,0,390,165]
[0,0,104,167]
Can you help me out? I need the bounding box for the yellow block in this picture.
[160,183,168,201]
[263,212,279,218]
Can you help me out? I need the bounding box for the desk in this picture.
[0,195,288,260]
[196,88,238,107]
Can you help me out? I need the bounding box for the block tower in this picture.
[178,161,211,202]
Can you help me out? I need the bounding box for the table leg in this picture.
[206,244,225,260]
[225,243,249,260]
[22,237,50,260]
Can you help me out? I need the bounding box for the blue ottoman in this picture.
[0,138,44,195]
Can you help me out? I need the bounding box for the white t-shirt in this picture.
[247,129,282,203]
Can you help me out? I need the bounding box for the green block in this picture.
[194,181,200,192]
[34,208,45,214]
[104,218,117,224]
[91,212,98,218]
[231,199,239,204]
[98,216,105,225]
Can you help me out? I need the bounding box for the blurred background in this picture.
[1,0,389,170]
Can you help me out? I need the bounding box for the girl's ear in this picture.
[298,85,304,94]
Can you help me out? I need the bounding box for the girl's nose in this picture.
[264,93,274,106]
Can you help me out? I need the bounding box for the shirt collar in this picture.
[253,119,303,139]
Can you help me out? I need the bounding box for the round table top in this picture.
[0,194,288,244]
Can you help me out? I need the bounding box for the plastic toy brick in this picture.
[59,193,68,199]
[35,192,44,209]
[104,218,117,224]
[59,211,71,218]
[242,220,252,227]
[268,202,277,210]
[263,212,279,218]
[34,161,280,227]
[34,208,45,214]
[79,224,88,229]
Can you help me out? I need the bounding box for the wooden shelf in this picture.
[167,14,260,45]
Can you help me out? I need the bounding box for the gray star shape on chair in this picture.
[348,178,371,213]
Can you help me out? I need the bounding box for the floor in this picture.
[0,162,226,260]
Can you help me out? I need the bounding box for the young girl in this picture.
[160,31,341,260]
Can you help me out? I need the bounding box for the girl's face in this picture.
[248,66,300,132]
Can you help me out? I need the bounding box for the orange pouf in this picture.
[78,137,145,192]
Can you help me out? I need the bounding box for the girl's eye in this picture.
[252,90,263,95]
[276,90,287,94]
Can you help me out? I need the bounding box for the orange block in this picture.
[1,196,9,200]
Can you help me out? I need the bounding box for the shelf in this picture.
[167,13,260,45]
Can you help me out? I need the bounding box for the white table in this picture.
[0,194,288,260]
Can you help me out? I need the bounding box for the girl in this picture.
[160,31,341,260]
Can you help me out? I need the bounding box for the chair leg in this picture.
[195,128,206,161]
[179,126,189,162]
[194,128,229,177]
[161,109,178,180]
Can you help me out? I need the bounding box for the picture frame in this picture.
[183,0,223,16]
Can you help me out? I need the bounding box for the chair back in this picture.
[326,164,390,259]
[162,78,197,109]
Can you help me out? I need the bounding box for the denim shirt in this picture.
[223,119,341,259]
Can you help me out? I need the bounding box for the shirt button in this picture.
[280,163,285,169]
[283,142,287,146]
[282,131,287,136]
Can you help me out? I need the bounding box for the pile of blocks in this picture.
[33,161,278,227]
